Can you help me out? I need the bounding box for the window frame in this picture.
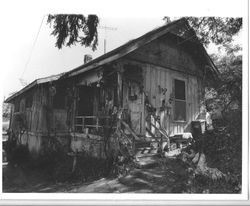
[173,78,187,122]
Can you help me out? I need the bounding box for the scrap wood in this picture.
[120,120,140,141]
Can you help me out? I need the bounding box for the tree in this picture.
[205,44,242,115]
[2,103,11,120]
[47,14,99,50]
[187,17,242,47]
[48,16,242,51]
[164,17,242,47]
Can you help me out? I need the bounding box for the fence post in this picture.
[96,117,99,131]
[82,117,85,133]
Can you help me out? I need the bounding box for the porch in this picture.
[74,115,115,133]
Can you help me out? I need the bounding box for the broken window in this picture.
[174,79,186,121]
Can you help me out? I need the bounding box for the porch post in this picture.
[117,63,123,109]
[72,85,78,132]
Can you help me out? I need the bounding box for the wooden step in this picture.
[135,146,159,157]
[136,152,159,158]
[134,154,160,169]
[136,147,152,151]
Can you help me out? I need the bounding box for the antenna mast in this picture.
[99,25,117,54]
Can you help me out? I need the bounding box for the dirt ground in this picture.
[3,157,190,193]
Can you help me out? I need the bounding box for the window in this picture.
[174,79,186,121]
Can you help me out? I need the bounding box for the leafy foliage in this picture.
[186,17,242,47]
[47,14,99,50]
[198,43,242,193]
[206,44,242,114]
[48,16,242,51]
[2,103,11,120]
[163,17,242,47]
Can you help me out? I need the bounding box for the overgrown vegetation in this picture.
[2,102,11,122]
[186,17,242,47]
[5,142,113,183]
[178,43,242,193]
[5,111,131,184]
[172,114,242,193]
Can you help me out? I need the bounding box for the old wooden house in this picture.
[5,18,218,159]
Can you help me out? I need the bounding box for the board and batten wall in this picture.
[143,64,203,136]
[23,85,68,134]
[124,33,205,136]
[9,84,69,155]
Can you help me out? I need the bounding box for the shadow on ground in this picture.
[73,158,189,193]
[3,157,189,193]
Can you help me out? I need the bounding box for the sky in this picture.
[0,0,247,100]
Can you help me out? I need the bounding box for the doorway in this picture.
[77,86,94,116]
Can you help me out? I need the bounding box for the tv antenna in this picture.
[99,25,117,54]
[19,78,28,87]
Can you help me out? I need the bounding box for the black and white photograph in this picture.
[0,0,249,205]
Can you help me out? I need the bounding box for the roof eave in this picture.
[4,80,38,103]
[5,73,64,103]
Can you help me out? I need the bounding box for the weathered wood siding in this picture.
[126,35,203,77]
[26,85,48,133]
[122,33,205,136]
[143,64,202,136]
[12,85,69,134]
[52,109,68,132]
